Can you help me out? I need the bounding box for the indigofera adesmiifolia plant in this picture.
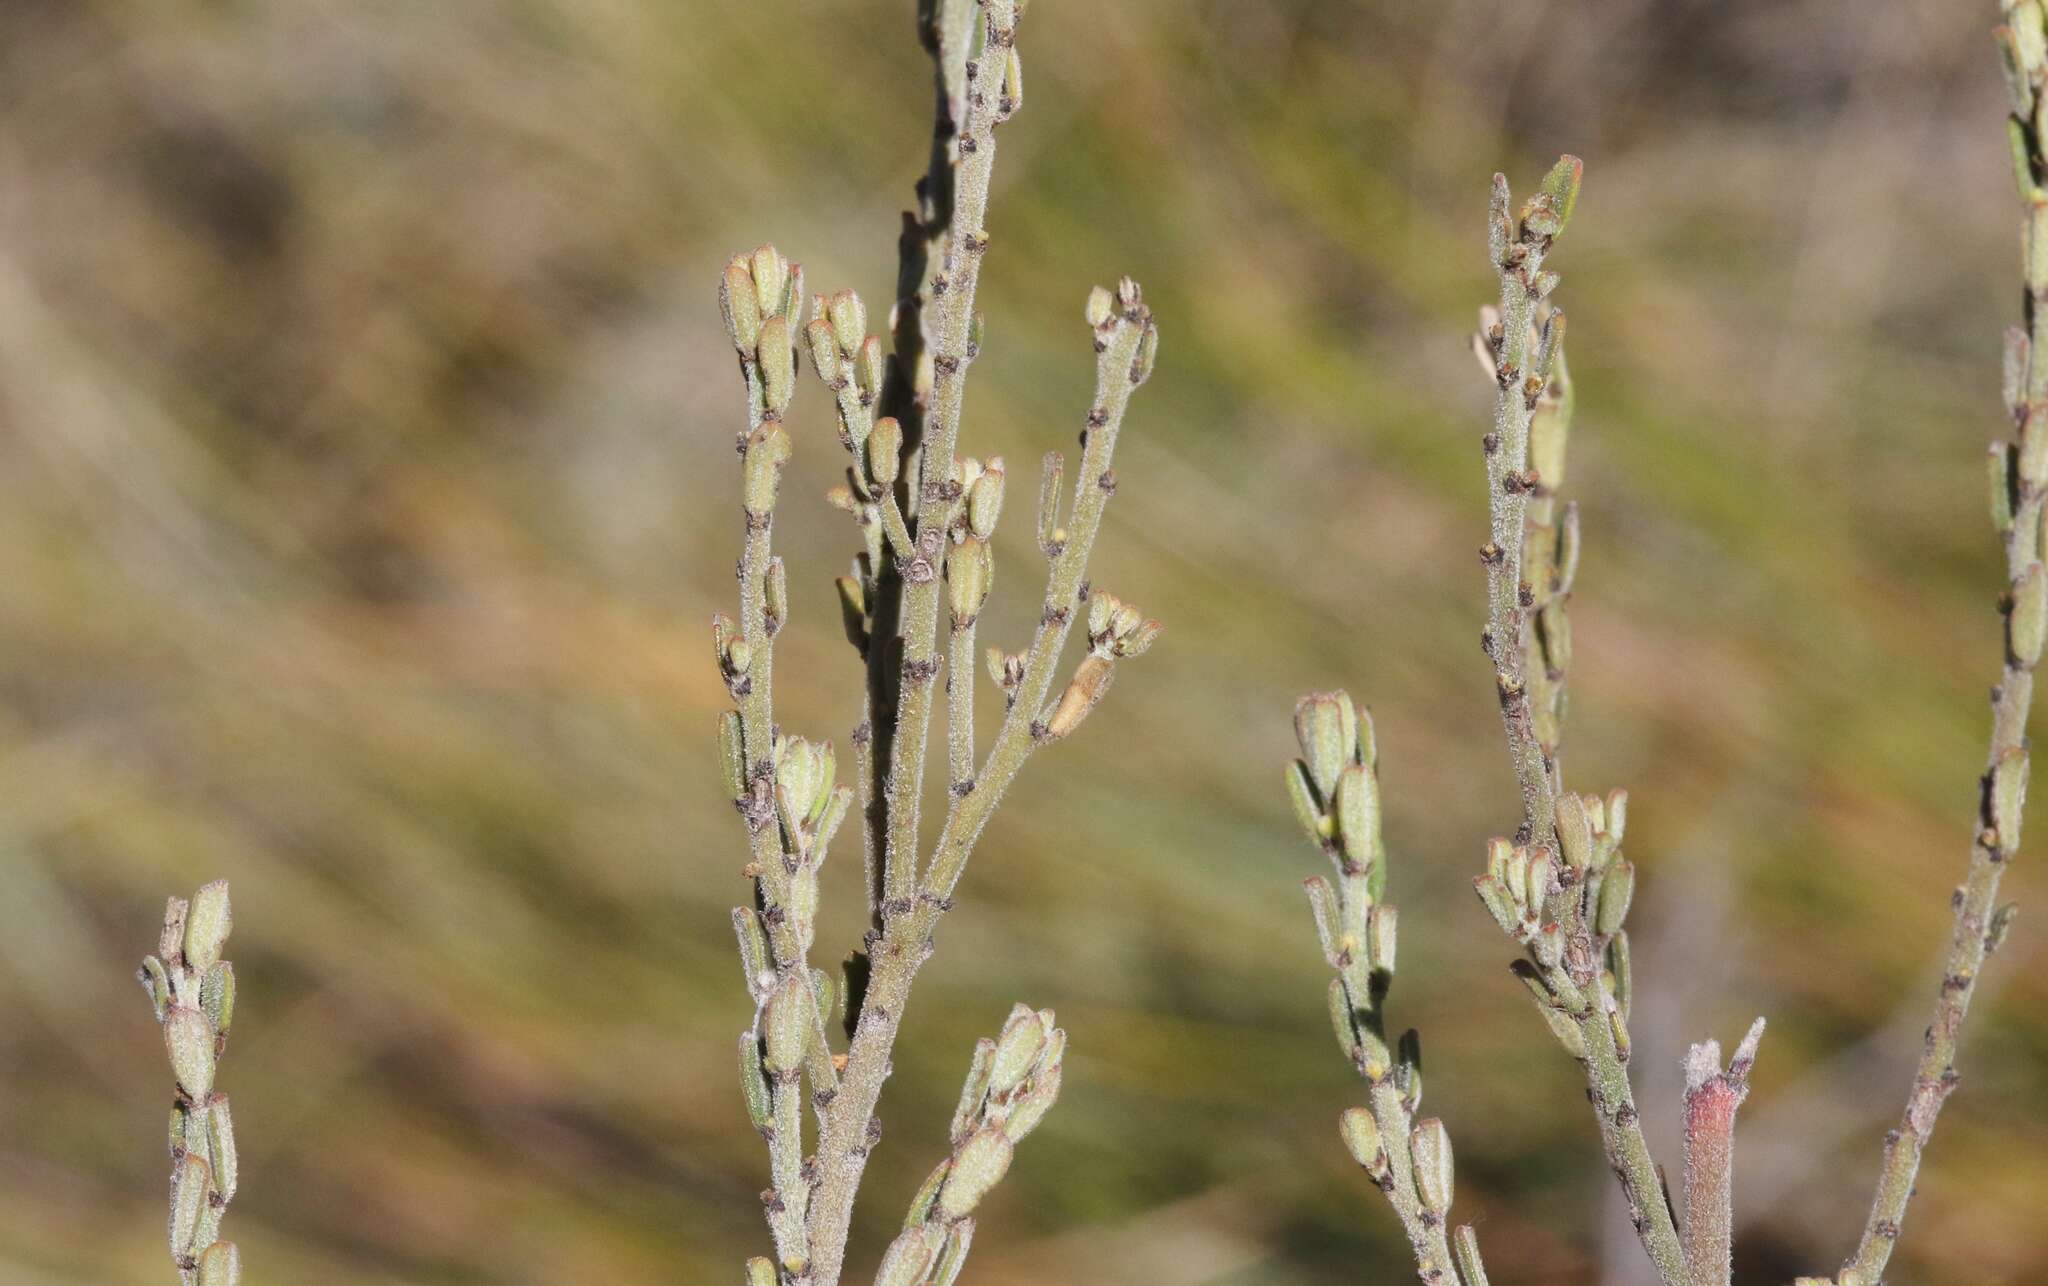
[1282,137,2032,1286]
[712,3,1160,1282]
[137,881,242,1286]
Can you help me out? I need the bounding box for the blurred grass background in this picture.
[2,0,2044,1281]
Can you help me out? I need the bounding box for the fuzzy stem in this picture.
[1840,37,2045,1268]
[1681,1020,1763,1286]
[804,294,1148,1286]
[948,609,979,793]
[878,0,1015,917]
[1474,163,1687,1286]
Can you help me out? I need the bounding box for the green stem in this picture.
[804,291,1147,1286]
[878,0,1015,916]
[1841,122,2045,1282]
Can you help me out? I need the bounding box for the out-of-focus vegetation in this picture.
[1,1,2043,1281]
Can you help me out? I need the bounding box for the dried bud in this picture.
[1044,654,1115,740]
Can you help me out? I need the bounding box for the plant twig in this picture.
[1681,1018,1764,1286]
[1463,158,1688,1285]
[138,881,243,1286]
[1833,8,2046,1279]
[1283,692,1487,1285]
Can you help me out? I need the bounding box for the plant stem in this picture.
[804,293,1149,1286]
[1681,1020,1762,1286]
[879,0,1015,915]
[1840,20,2045,1269]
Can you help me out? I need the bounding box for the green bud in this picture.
[1532,920,1565,969]
[857,335,886,402]
[739,1032,773,1131]
[1609,930,1634,1023]
[874,1230,937,1286]
[722,257,762,355]
[1992,747,2030,851]
[1286,760,1328,846]
[1334,762,1381,867]
[986,646,1024,693]
[169,1151,211,1258]
[969,458,1006,539]
[1556,793,1594,871]
[165,1007,215,1102]
[930,1219,975,1286]
[1397,1028,1423,1111]
[197,1242,241,1286]
[1597,860,1635,936]
[806,317,840,387]
[745,1257,778,1286]
[1365,900,1398,973]
[906,1159,951,1228]
[988,1005,1048,1097]
[1539,156,1582,234]
[938,1127,1014,1220]
[949,538,993,622]
[757,316,796,417]
[1084,286,1114,330]
[1410,1118,1455,1216]
[1473,874,1519,935]
[184,880,232,973]
[1604,789,1629,843]
[952,1038,997,1139]
[1338,1106,1386,1176]
[1535,999,1587,1057]
[733,907,772,998]
[742,424,791,515]
[869,417,903,487]
[1328,978,1360,1063]
[828,290,867,354]
[1523,850,1554,916]
[2000,24,2038,120]
[1294,691,1359,798]
[1453,1226,1489,1286]
[207,1095,238,1202]
[749,245,788,321]
[762,974,811,1075]
[2012,563,2047,665]
[718,712,747,801]
[1002,1063,1061,1142]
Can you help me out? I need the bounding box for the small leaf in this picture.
[165,1007,216,1103]
[184,881,232,973]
